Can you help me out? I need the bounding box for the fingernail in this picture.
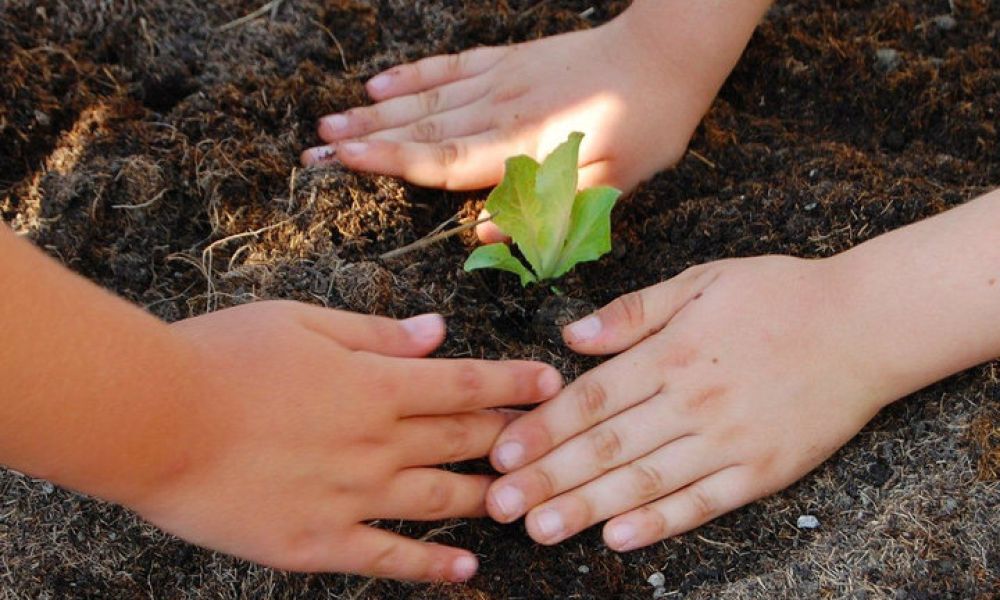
[367,73,392,95]
[534,508,565,540]
[494,442,525,471]
[400,313,444,344]
[608,522,638,550]
[565,315,602,343]
[340,141,368,156]
[537,368,563,398]
[450,555,478,582]
[492,485,525,519]
[321,114,349,134]
[311,146,336,162]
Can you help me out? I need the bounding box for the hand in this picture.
[129,301,563,581]
[302,4,732,241]
[483,256,897,551]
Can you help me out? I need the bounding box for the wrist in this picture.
[616,0,771,103]
[825,191,1000,407]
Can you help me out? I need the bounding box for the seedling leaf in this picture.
[466,132,619,287]
[464,243,538,287]
[552,185,621,279]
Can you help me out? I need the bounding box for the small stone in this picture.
[40,481,55,494]
[33,110,51,127]
[578,565,590,574]
[653,587,668,599]
[942,498,958,515]
[797,515,820,529]
[804,202,818,211]
[933,15,957,32]
[875,48,901,73]
[647,572,666,587]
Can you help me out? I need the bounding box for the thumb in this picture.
[475,209,510,244]
[298,305,446,357]
[562,265,719,355]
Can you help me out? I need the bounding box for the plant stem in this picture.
[379,214,495,261]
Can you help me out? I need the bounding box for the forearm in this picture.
[832,188,1000,402]
[0,225,199,506]
[619,0,773,101]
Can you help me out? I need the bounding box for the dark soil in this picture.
[2,1,998,598]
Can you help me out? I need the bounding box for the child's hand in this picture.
[483,256,896,550]
[300,0,767,235]
[131,302,562,581]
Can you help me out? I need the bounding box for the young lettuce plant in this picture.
[464,132,621,287]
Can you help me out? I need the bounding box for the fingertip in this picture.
[490,440,525,473]
[318,114,350,141]
[475,220,509,244]
[485,479,526,522]
[537,366,564,399]
[301,146,336,167]
[448,553,479,583]
[366,71,397,100]
[603,519,640,552]
[400,313,446,350]
[562,314,603,347]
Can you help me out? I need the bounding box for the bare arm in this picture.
[0,225,197,506]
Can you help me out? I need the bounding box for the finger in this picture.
[563,265,721,355]
[602,467,750,552]
[339,526,479,582]
[372,469,495,521]
[577,160,621,190]
[332,132,530,191]
[490,345,664,472]
[365,101,495,144]
[398,410,520,466]
[476,209,511,244]
[364,46,509,101]
[297,306,446,357]
[519,435,724,545]
[316,77,491,143]
[485,393,689,523]
[372,356,563,417]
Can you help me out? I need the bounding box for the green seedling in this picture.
[464,132,621,286]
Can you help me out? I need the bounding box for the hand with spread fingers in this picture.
[302,0,772,242]
[482,192,1000,551]
[0,225,564,584]
[141,303,563,581]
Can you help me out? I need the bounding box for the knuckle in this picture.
[446,52,464,76]
[411,118,441,142]
[418,88,442,114]
[610,291,646,328]
[423,479,455,518]
[533,467,557,499]
[492,84,530,105]
[689,484,717,523]
[368,541,405,577]
[576,379,609,423]
[589,427,623,467]
[454,362,486,403]
[435,141,463,168]
[638,505,669,540]
[347,107,379,131]
[682,385,726,414]
[442,418,474,462]
[628,462,665,501]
